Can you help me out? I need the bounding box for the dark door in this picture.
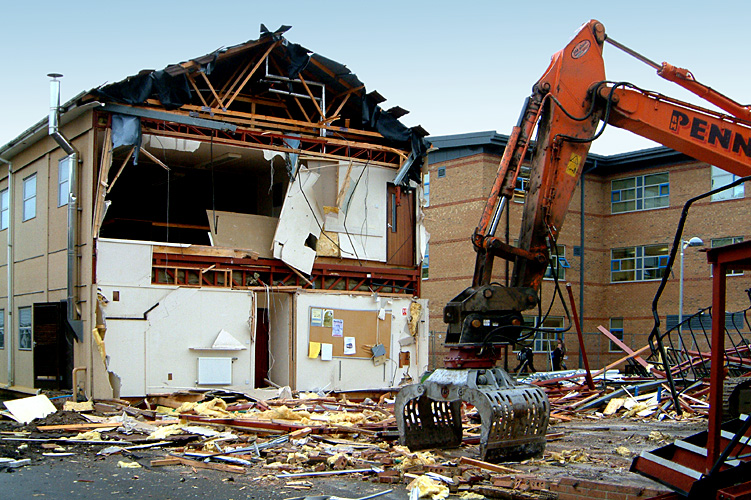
[33,302,73,390]
[254,308,270,388]
[386,184,415,266]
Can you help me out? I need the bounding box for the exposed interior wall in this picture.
[272,160,397,272]
[293,291,424,392]
[102,138,290,246]
[326,162,390,262]
[96,239,255,396]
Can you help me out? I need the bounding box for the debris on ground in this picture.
[0,358,716,498]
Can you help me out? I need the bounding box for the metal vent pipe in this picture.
[48,74,82,340]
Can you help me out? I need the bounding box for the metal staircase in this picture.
[632,415,751,498]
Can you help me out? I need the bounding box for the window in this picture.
[0,310,4,349]
[609,318,624,352]
[711,166,744,201]
[421,246,429,280]
[544,245,569,280]
[22,174,37,221]
[58,157,71,207]
[0,188,7,230]
[611,244,669,282]
[437,167,446,178]
[513,166,530,203]
[526,316,563,353]
[712,236,744,276]
[422,172,430,207]
[611,172,669,213]
[19,306,32,350]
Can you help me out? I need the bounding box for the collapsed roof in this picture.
[87,24,429,184]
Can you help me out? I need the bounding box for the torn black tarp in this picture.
[260,24,292,40]
[111,114,142,164]
[285,43,311,79]
[362,94,429,185]
[95,70,191,110]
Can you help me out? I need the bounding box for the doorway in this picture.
[386,184,415,266]
[33,302,74,390]
[254,308,270,388]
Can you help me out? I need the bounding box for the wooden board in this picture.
[308,307,391,359]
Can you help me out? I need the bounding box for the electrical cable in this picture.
[341,160,371,265]
[210,136,216,237]
[291,160,368,263]
[550,80,625,145]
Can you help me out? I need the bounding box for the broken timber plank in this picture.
[150,458,181,467]
[36,419,180,431]
[458,457,522,474]
[36,422,123,432]
[597,325,650,369]
[169,455,246,474]
[578,380,665,411]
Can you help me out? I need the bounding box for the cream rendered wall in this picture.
[97,239,255,396]
[0,110,94,392]
[294,291,426,391]
[13,153,49,388]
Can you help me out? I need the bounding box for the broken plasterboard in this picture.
[143,134,200,152]
[371,343,387,366]
[206,210,277,258]
[3,394,57,424]
[272,169,322,274]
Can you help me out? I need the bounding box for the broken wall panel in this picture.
[272,169,322,274]
[207,210,277,258]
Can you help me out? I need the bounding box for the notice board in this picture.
[308,307,391,359]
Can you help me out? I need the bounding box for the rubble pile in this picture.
[0,379,713,498]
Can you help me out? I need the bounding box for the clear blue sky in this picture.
[1,1,749,155]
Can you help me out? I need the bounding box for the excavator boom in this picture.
[397,19,751,465]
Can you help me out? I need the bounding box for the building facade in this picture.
[423,131,750,372]
[0,28,430,398]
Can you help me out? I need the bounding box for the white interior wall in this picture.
[97,239,254,396]
[324,163,390,262]
[294,291,424,392]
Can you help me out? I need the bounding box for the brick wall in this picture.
[423,147,751,370]
[552,477,670,500]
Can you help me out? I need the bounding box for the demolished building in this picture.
[0,25,431,399]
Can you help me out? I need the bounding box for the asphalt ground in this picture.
[0,447,405,500]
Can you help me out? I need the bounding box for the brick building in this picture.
[422,131,750,372]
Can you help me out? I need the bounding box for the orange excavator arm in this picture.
[474,19,751,296]
[472,20,607,292]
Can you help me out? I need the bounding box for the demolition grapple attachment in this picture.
[395,367,549,462]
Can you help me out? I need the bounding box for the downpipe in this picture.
[0,157,12,388]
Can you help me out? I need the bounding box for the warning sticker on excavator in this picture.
[565,153,581,177]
